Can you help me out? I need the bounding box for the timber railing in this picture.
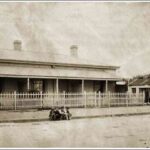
[0,92,145,110]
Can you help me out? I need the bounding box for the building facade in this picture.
[128,75,150,103]
[0,41,122,94]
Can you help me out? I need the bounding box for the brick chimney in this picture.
[14,40,22,51]
[70,45,78,57]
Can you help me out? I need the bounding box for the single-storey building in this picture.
[128,75,150,103]
[0,40,123,94]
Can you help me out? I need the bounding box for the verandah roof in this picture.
[0,64,120,80]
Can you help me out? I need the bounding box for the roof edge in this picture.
[0,59,120,70]
[0,74,121,81]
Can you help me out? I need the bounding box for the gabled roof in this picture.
[129,76,150,86]
[0,49,119,70]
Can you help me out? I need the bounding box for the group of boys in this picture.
[49,107,72,121]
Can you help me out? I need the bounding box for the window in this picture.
[132,88,136,93]
[31,80,43,92]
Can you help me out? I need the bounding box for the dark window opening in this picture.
[132,88,136,93]
[31,80,43,93]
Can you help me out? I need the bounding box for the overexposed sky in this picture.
[0,2,150,78]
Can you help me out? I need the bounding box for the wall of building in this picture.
[0,78,118,94]
[44,79,55,93]
[115,85,128,93]
[59,80,82,93]
[59,80,68,93]
[108,81,116,93]
[73,81,82,93]
[128,86,132,93]
[84,80,107,93]
[94,81,106,93]
[44,79,117,93]
[84,80,94,92]
[18,79,27,92]
[3,78,18,92]
[93,81,100,92]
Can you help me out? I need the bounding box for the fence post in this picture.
[40,91,43,109]
[84,91,87,108]
[14,91,16,110]
[108,92,110,108]
[94,91,97,107]
[98,91,101,107]
[0,93,2,110]
[52,93,54,107]
[63,91,66,107]
[126,92,128,107]
[143,92,145,106]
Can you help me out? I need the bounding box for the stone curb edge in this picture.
[1,112,150,123]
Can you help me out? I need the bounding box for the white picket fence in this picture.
[0,92,145,110]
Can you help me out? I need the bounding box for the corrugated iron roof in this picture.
[0,63,120,80]
[0,49,119,69]
[129,76,150,86]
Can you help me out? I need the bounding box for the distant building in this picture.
[128,75,150,103]
[0,41,123,94]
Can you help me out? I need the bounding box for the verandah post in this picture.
[56,78,59,107]
[14,91,16,110]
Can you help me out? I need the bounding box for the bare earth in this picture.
[0,115,150,148]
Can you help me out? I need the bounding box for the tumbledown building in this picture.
[0,40,123,94]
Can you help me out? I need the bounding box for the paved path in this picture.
[0,105,150,123]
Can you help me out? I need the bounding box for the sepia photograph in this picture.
[0,0,150,148]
